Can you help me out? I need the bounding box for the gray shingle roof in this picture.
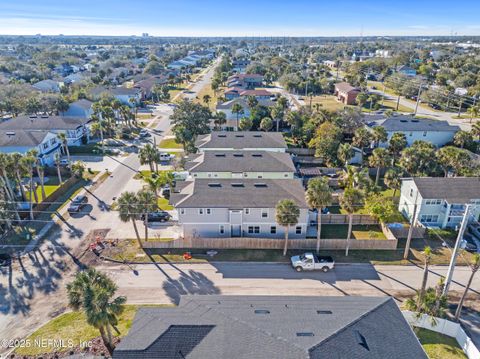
[0,115,90,131]
[113,295,427,359]
[196,131,287,150]
[185,151,296,173]
[335,82,359,93]
[411,177,480,203]
[70,99,93,110]
[172,179,307,209]
[381,116,460,132]
[110,87,142,96]
[0,130,50,147]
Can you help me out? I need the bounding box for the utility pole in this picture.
[404,191,419,259]
[457,100,463,117]
[443,205,471,296]
[414,84,423,115]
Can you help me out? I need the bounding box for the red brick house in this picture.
[334,82,360,105]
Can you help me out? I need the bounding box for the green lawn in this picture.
[321,224,387,240]
[310,95,348,112]
[158,197,173,210]
[15,305,172,356]
[158,138,183,149]
[415,328,467,359]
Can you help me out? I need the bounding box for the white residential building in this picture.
[195,132,287,153]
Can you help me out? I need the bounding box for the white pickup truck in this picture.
[290,253,335,272]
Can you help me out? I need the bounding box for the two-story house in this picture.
[379,116,460,147]
[64,99,93,118]
[399,177,480,229]
[171,179,308,239]
[195,131,287,153]
[185,151,296,179]
[0,115,92,146]
[0,130,60,166]
[334,82,360,105]
[227,74,263,89]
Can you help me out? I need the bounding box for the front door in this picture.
[230,210,242,237]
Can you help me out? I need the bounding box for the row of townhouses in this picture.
[171,132,309,239]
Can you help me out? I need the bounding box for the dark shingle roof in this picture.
[411,177,480,203]
[0,130,50,147]
[172,179,307,209]
[0,115,90,131]
[113,295,427,359]
[335,82,360,93]
[186,151,296,173]
[381,116,459,132]
[70,99,93,110]
[196,131,287,150]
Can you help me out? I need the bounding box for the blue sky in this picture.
[0,0,479,36]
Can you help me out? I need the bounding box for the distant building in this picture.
[375,49,391,58]
[323,60,338,68]
[399,177,480,229]
[379,116,459,147]
[227,74,263,89]
[32,79,62,93]
[398,65,417,77]
[224,88,272,101]
[216,97,275,124]
[334,82,360,105]
[113,295,427,359]
[196,131,287,153]
[64,99,93,118]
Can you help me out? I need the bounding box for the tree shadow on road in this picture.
[162,270,220,305]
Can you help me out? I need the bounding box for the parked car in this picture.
[162,187,171,199]
[60,159,69,166]
[139,129,151,138]
[141,211,171,223]
[463,234,478,253]
[159,152,173,162]
[468,224,480,240]
[68,195,88,213]
[291,253,335,272]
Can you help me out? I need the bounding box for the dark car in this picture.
[68,195,88,213]
[0,253,12,267]
[463,234,478,253]
[141,211,171,223]
[162,187,171,199]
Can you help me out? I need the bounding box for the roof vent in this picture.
[233,153,244,157]
[411,119,419,122]
[253,134,262,138]
[317,310,333,315]
[400,119,408,122]
[252,154,263,157]
[254,309,270,314]
[218,134,227,138]
[231,183,244,187]
[235,134,244,138]
[296,332,314,337]
[355,331,370,351]
[254,183,267,187]
[6,131,15,136]
[208,183,221,187]
[215,153,226,157]
[29,115,37,119]
[40,115,49,118]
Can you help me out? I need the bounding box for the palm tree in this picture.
[369,148,391,186]
[246,95,258,109]
[137,189,158,242]
[405,278,447,324]
[455,253,480,320]
[384,168,401,197]
[54,153,63,183]
[202,94,211,106]
[467,105,480,123]
[418,246,432,308]
[337,143,354,167]
[356,92,368,108]
[454,130,472,149]
[67,268,126,354]
[231,103,244,130]
[11,153,27,201]
[352,127,372,151]
[271,104,284,132]
[260,117,273,131]
[117,191,142,246]
[339,188,364,256]
[372,126,388,147]
[388,132,407,165]
[239,117,253,131]
[35,161,46,202]
[24,150,38,218]
[139,144,159,173]
[305,178,332,253]
[57,132,70,164]
[472,122,480,140]
[275,199,300,256]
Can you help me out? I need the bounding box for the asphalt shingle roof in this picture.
[0,115,90,131]
[113,295,427,359]
[335,82,359,93]
[196,131,287,150]
[381,116,460,132]
[0,130,50,147]
[411,177,480,203]
[185,151,296,173]
[172,179,308,209]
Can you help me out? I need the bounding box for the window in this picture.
[409,188,414,197]
[261,209,268,218]
[248,226,260,234]
[409,132,413,136]
[219,225,225,234]
[296,226,302,234]
[423,131,427,137]
[50,138,56,145]
[426,199,442,205]
[199,209,204,215]
[284,173,288,177]
[420,214,439,223]
[180,209,185,215]
[245,208,250,215]
[270,226,276,234]
[206,208,211,215]
[43,143,49,149]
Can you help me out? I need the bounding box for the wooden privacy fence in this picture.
[143,236,397,250]
[320,214,378,225]
[33,176,80,216]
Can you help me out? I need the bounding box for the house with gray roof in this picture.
[64,99,93,119]
[32,79,62,93]
[379,116,459,147]
[0,130,60,166]
[196,131,287,153]
[113,295,427,359]
[171,179,308,238]
[0,114,92,146]
[185,151,296,179]
[399,177,480,228]
[216,97,275,125]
